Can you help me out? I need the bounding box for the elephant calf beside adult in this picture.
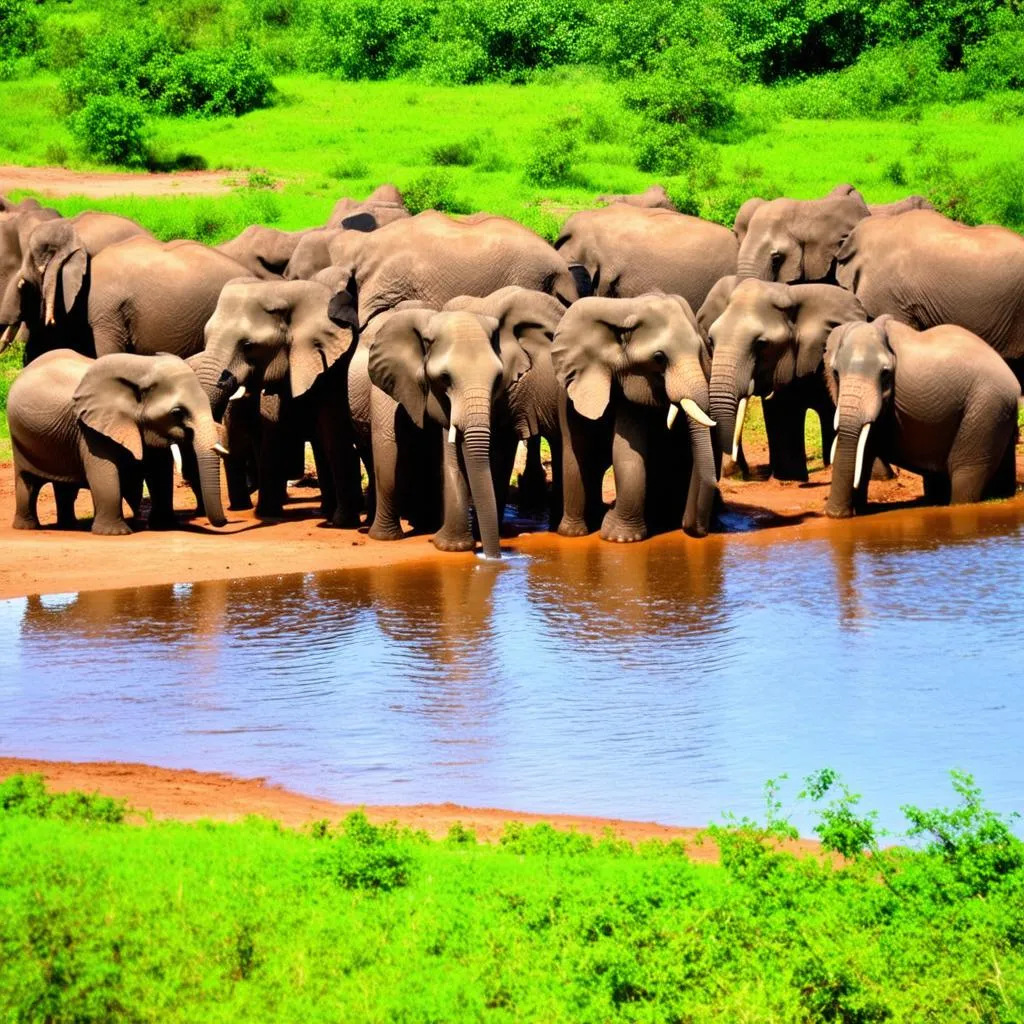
[699,277,866,481]
[824,317,1019,517]
[551,293,718,542]
[8,351,226,534]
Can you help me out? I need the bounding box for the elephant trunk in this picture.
[191,415,227,527]
[0,276,23,351]
[826,382,878,519]
[196,354,242,423]
[709,348,754,467]
[461,424,500,559]
[736,242,771,282]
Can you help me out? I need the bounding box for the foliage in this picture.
[1,773,1023,1021]
[154,46,274,117]
[0,0,39,79]
[402,168,470,214]
[0,773,126,823]
[523,113,585,187]
[71,95,150,167]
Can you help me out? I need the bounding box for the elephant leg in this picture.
[547,432,564,530]
[763,397,809,482]
[492,435,518,535]
[143,447,176,530]
[557,396,608,536]
[54,483,80,529]
[983,436,1018,501]
[81,437,132,536]
[316,401,363,529]
[433,431,475,552]
[516,436,547,512]
[223,397,256,511]
[922,472,951,505]
[368,402,404,541]
[12,470,41,530]
[224,452,254,511]
[949,463,990,505]
[601,403,649,543]
[311,435,336,519]
[255,409,288,520]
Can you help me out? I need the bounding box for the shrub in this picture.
[314,811,416,891]
[0,774,126,823]
[428,137,479,167]
[402,169,470,214]
[154,46,274,117]
[42,20,88,72]
[418,38,490,84]
[963,11,1024,93]
[329,156,371,179]
[522,113,584,187]
[72,95,150,167]
[0,0,39,60]
[883,159,907,186]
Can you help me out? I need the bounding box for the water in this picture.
[2,501,1023,835]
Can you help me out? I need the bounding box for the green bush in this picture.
[71,94,150,167]
[0,774,126,823]
[522,113,584,187]
[0,0,39,59]
[964,11,1024,93]
[154,46,274,117]
[314,811,417,891]
[428,137,479,167]
[402,169,470,214]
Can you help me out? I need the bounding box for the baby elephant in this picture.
[8,350,227,534]
[825,317,1019,517]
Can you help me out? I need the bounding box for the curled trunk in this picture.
[191,416,227,527]
[461,424,500,559]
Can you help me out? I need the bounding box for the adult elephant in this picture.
[701,276,866,481]
[330,211,580,326]
[0,202,61,350]
[824,317,1019,517]
[326,183,410,230]
[8,350,225,534]
[595,185,677,211]
[217,226,309,279]
[555,205,736,311]
[835,209,1024,382]
[194,277,361,524]
[551,293,718,541]
[367,306,534,558]
[0,212,153,359]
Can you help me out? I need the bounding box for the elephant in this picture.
[551,293,718,542]
[0,212,153,360]
[835,209,1024,383]
[0,202,61,350]
[326,183,410,230]
[8,349,226,534]
[217,226,311,279]
[194,277,362,524]
[595,185,677,211]
[329,210,580,327]
[701,276,866,481]
[822,183,934,217]
[554,204,737,312]
[367,305,542,558]
[824,317,1019,518]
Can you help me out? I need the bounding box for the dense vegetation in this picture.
[1,771,1022,1021]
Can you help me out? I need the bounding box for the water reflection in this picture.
[3,502,1024,832]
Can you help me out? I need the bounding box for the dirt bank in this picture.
[0,165,244,198]
[0,757,829,860]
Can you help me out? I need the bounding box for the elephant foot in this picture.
[825,505,854,520]
[368,521,404,542]
[600,511,647,544]
[556,517,591,538]
[12,515,40,531]
[228,497,254,512]
[255,504,285,521]
[55,517,79,531]
[772,470,810,484]
[682,520,708,539]
[147,512,179,531]
[432,529,476,553]
[328,509,362,529]
[871,459,897,482]
[91,518,133,536]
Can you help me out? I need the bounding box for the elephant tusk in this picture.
[666,404,679,430]
[213,442,230,457]
[764,391,775,402]
[229,385,247,401]
[680,398,715,428]
[732,397,747,460]
[448,423,457,444]
[170,444,183,472]
[16,277,24,290]
[852,423,871,490]
[830,436,838,464]
[747,379,755,397]
[834,409,841,431]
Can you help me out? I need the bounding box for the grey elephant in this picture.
[330,211,579,327]
[367,305,544,558]
[0,212,153,360]
[596,185,677,211]
[551,293,718,541]
[701,276,866,481]
[823,182,934,217]
[194,277,361,523]
[0,202,61,350]
[824,317,1019,517]
[217,226,311,279]
[555,204,737,311]
[326,183,410,230]
[835,209,1024,383]
[8,350,226,534]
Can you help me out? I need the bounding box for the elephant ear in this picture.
[551,298,629,420]
[42,247,87,324]
[696,275,738,340]
[367,308,436,427]
[799,200,869,283]
[823,320,865,404]
[73,355,148,460]
[792,286,868,379]
[288,285,358,398]
[733,198,765,245]
[340,212,377,232]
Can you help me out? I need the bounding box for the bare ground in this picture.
[0,165,249,198]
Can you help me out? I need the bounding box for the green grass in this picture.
[2,74,1022,244]
[1,771,1022,1022]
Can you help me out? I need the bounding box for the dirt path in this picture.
[0,165,245,198]
[0,757,830,859]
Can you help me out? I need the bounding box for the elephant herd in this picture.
[1,179,1022,559]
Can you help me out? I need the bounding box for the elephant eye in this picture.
[753,338,768,352]
[171,406,187,419]
[652,350,667,368]
[242,339,257,354]
[880,368,893,386]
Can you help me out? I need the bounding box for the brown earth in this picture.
[0,756,829,860]
[0,165,250,198]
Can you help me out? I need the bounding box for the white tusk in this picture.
[732,397,747,460]
[666,404,679,430]
[747,379,755,397]
[680,398,715,428]
[0,323,17,351]
[229,385,247,401]
[764,391,774,401]
[448,423,457,444]
[834,409,840,432]
[830,436,838,464]
[170,444,183,472]
[213,442,230,457]
[852,423,871,490]
[16,277,24,290]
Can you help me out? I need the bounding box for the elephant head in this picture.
[0,206,63,351]
[735,191,870,283]
[73,353,227,526]
[552,293,718,525]
[823,318,896,518]
[195,278,359,421]
[705,278,865,462]
[368,308,530,559]
[5,219,88,335]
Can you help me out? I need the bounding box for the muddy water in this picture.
[2,502,1023,834]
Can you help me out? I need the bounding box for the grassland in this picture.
[1,772,1022,1022]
